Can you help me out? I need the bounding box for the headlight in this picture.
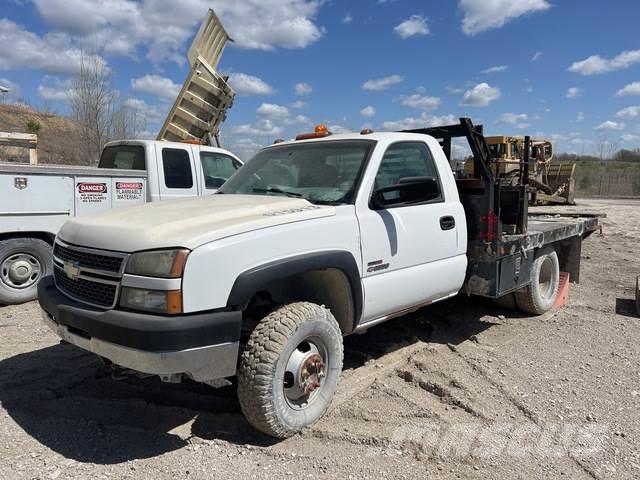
[120,287,182,314]
[125,249,189,278]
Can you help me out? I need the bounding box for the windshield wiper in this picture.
[310,199,346,205]
[253,187,302,198]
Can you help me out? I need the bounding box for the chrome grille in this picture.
[54,268,117,307]
[53,242,124,273]
[52,240,128,309]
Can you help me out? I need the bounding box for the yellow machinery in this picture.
[465,136,576,205]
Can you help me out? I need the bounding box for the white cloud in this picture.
[566,87,582,98]
[568,49,640,76]
[229,101,310,142]
[290,100,306,109]
[622,134,640,143]
[131,74,180,101]
[329,124,352,134]
[481,65,508,74]
[362,74,404,91]
[497,112,529,128]
[122,97,167,124]
[294,82,313,96]
[393,15,430,39]
[214,1,325,51]
[231,119,283,136]
[360,105,375,118]
[531,51,542,62]
[459,0,551,35]
[399,93,441,111]
[595,121,624,131]
[446,85,464,94]
[576,111,584,122]
[37,83,73,101]
[31,0,325,64]
[222,136,265,161]
[342,13,353,24]
[256,103,290,120]
[246,101,311,134]
[615,106,640,119]
[382,113,457,131]
[461,82,501,106]
[228,73,274,96]
[0,18,107,75]
[616,82,640,97]
[288,114,311,126]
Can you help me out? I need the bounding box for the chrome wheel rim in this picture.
[283,337,328,410]
[1,253,42,289]
[538,256,554,300]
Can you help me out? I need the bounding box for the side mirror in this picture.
[372,176,440,209]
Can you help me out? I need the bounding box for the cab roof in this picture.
[262,130,435,149]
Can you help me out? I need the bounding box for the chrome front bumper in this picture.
[41,309,239,383]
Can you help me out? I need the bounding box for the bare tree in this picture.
[67,53,116,162]
[595,134,620,195]
[111,100,147,140]
[67,52,147,164]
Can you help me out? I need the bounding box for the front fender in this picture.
[180,206,363,314]
[227,250,363,326]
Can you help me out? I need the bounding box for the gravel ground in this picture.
[0,198,639,480]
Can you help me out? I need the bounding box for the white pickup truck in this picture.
[38,119,600,438]
[0,140,241,304]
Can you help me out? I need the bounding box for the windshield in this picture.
[219,140,375,204]
[99,145,145,170]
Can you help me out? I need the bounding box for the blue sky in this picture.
[2,0,640,159]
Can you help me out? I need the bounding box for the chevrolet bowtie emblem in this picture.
[63,261,81,280]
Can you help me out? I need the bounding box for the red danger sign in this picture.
[77,183,107,193]
[116,182,143,190]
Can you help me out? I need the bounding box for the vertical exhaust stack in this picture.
[157,9,236,147]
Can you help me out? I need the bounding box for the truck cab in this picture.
[99,140,243,200]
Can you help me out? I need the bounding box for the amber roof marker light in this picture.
[295,124,333,141]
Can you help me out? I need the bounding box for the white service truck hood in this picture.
[58,194,335,252]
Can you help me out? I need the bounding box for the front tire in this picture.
[0,238,52,305]
[515,250,560,315]
[238,302,343,438]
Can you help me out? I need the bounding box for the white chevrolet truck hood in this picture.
[58,194,335,252]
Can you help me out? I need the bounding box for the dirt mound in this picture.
[0,103,88,165]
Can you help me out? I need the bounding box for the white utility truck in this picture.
[38,119,600,438]
[0,142,241,304]
[1,9,239,305]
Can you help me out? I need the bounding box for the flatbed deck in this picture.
[524,213,601,246]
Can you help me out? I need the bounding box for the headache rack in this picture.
[402,118,601,298]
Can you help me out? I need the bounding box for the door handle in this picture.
[440,216,456,230]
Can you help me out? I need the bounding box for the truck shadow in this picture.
[343,294,508,369]
[0,295,515,464]
[615,297,638,318]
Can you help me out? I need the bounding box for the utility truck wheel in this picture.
[515,250,560,315]
[0,238,52,305]
[238,302,343,438]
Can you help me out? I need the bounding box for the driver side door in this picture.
[356,141,467,323]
